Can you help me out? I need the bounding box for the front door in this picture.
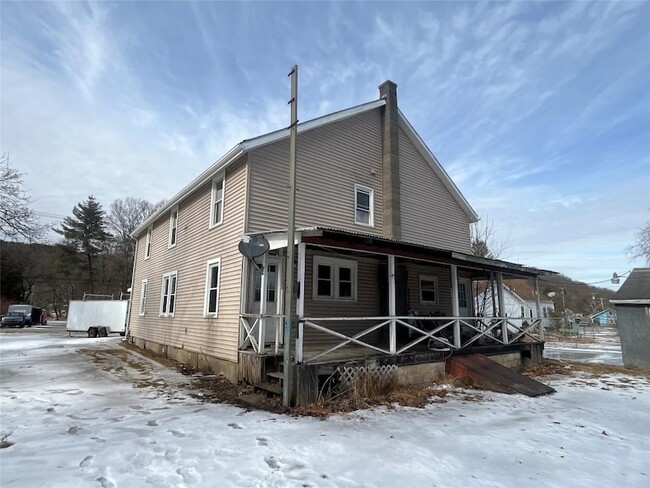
[250,256,283,345]
[457,278,472,317]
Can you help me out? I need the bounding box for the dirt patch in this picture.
[524,359,650,379]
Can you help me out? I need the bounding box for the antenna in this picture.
[238,234,270,273]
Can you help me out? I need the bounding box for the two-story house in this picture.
[128,81,553,404]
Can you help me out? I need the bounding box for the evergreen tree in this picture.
[56,196,110,294]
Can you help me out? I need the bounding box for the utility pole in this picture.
[283,65,298,407]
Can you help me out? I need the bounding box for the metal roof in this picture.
[611,268,650,304]
[255,227,556,278]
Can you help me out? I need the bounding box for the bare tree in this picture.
[627,219,650,265]
[470,216,511,260]
[106,197,162,292]
[470,217,511,315]
[0,154,42,241]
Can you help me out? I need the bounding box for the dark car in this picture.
[1,311,27,328]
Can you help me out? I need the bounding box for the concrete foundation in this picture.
[130,336,239,383]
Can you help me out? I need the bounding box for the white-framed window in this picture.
[145,227,152,259]
[458,281,468,309]
[521,306,525,318]
[313,256,357,300]
[209,175,225,228]
[203,258,221,317]
[168,207,178,248]
[139,279,148,315]
[419,275,438,304]
[160,271,177,317]
[354,184,374,227]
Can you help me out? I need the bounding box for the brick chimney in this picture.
[379,80,402,240]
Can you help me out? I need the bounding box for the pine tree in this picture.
[56,196,110,294]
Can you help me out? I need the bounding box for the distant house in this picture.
[478,280,555,329]
[127,81,556,403]
[589,308,617,326]
[611,268,650,369]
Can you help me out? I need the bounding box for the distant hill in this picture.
[520,275,615,316]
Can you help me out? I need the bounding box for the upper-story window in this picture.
[139,279,148,315]
[160,271,177,317]
[203,258,221,317]
[145,227,152,259]
[419,275,438,304]
[169,207,178,248]
[520,306,525,318]
[210,176,225,228]
[313,256,357,301]
[354,184,374,227]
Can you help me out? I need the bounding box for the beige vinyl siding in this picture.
[301,248,382,347]
[129,157,248,363]
[399,127,472,252]
[247,109,384,235]
[405,262,454,316]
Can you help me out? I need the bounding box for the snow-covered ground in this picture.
[1,332,649,488]
[544,327,624,366]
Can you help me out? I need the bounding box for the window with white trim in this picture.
[203,258,221,316]
[313,256,357,300]
[419,275,438,304]
[139,279,148,315]
[145,227,152,259]
[458,281,468,309]
[160,271,177,316]
[168,207,178,248]
[210,176,225,228]
[354,184,374,226]
[520,306,525,318]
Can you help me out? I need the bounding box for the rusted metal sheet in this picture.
[446,353,555,397]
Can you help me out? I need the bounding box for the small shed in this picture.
[611,268,650,369]
[589,308,617,326]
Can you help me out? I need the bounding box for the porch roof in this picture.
[256,227,557,279]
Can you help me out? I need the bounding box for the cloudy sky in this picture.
[1,1,648,289]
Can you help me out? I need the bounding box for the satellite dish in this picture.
[238,234,270,259]
[547,291,556,298]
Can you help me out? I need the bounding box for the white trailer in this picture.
[66,300,129,338]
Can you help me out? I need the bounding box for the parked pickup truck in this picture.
[1,311,28,328]
[6,304,47,326]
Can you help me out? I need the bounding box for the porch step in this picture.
[446,353,555,397]
[254,382,283,396]
[267,371,284,382]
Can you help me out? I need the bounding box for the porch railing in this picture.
[239,313,284,354]
[296,316,542,364]
[240,313,542,364]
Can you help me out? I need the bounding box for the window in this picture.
[313,256,357,300]
[520,306,525,318]
[139,280,148,315]
[543,307,548,319]
[210,176,225,227]
[203,259,221,316]
[354,185,374,226]
[458,281,468,309]
[168,207,178,248]
[419,276,438,304]
[160,271,177,316]
[145,227,152,259]
[529,309,534,318]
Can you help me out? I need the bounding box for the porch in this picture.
[238,228,554,391]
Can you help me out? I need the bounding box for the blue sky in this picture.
[1,1,648,289]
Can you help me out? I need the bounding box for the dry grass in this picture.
[524,359,650,379]
[292,372,463,417]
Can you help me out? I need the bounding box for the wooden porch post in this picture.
[451,265,461,349]
[238,256,249,348]
[388,254,397,354]
[296,243,306,318]
[496,273,508,344]
[534,276,544,341]
[259,253,268,351]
